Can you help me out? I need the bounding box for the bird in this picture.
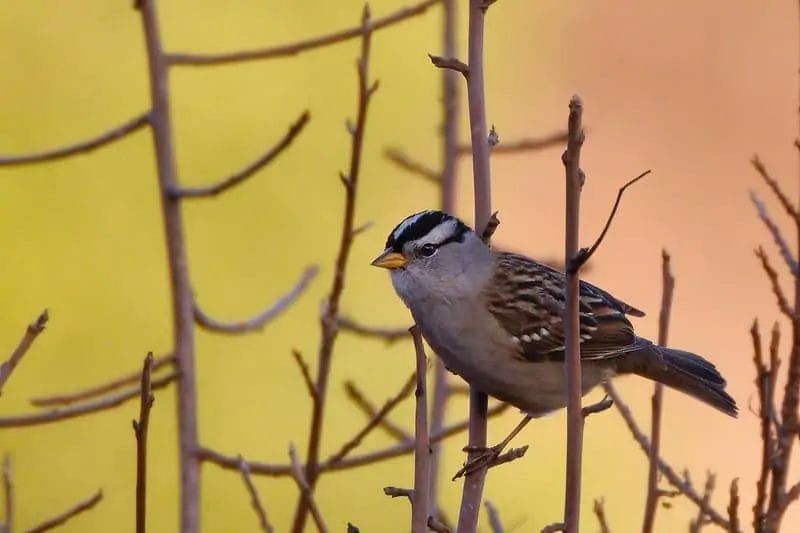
[371,210,737,425]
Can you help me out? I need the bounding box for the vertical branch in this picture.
[133,353,155,533]
[642,250,675,533]
[137,2,200,531]
[410,326,431,532]
[2,456,11,533]
[290,7,376,532]
[562,95,585,533]
[457,1,494,531]
[428,0,459,519]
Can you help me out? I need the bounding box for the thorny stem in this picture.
[642,250,675,533]
[457,0,494,530]
[138,2,200,530]
[290,7,376,532]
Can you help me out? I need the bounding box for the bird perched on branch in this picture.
[371,210,737,419]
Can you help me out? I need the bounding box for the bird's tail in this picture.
[618,340,738,417]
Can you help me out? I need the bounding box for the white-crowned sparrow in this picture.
[371,210,737,418]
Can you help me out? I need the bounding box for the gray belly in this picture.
[413,301,609,416]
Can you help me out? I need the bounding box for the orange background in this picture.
[0,1,798,531]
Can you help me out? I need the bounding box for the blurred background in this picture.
[0,0,798,531]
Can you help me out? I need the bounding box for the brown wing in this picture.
[485,252,644,362]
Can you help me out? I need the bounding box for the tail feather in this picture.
[618,340,738,417]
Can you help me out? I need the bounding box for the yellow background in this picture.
[1,0,798,531]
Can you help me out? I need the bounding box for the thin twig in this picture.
[133,353,155,533]
[562,95,586,533]
[484,501,504,533]
[174,111,310,198]
[428,54,469,77]
[384,148,440,182]
[168,0,441,66]
[593,498,611,533]
[288,444,328,533]
[197,403,511,476]
[3,456,11,533]
[384,487,414,501]
[751,155,798,220]
[458,131,568,155]
[603,382,732,530]
[0,372,177,428]
[344,381,412,442]
[24,489,103,533]
[728,478,740,533]
[688,473,716,533]
[540,522,565,533]
[755,247,795,320]
[457,0,495,530]
[642,250,675,533]
[581,395,613,418]
[0,115,149,166]
[567,170,651,274]
[30,354,174,407]
[0,310,48,396]
[238,456,275,533]
[336,316,410,344]
[291,8,377,531]
[752,319,777,532]
[751,192,800,277]
[325,372,416,468]
[410,326,431,533]
[480,211,500,244]
[292,350,318,404]
[194,266,318,334]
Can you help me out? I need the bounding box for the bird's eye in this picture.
[419,243,437,257]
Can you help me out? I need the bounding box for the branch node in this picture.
[428,54,469,78]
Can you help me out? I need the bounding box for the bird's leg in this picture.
[453,414,532,480]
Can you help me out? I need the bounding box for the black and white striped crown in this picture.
[385,210,470,252]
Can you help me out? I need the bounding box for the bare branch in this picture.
[457,1,495,530]
[194,266,318,334]
[383,487,413,501]
[238,456,275,533]
[561,94,586,533]
[0,114,149,166]
[480,211,500,244]
[0,310,48,396]
[581,395,613,418]
[25,489,103,533]
[568,170,651,274]
[541,522,565,533]
[292,8,378,531]
[336,315,411,344]
[484,501,504,533]
[751,155,798,220]
[688,473,715,533]
[344,381,412,442]
[3,456,12,533]
[428,54,469,77]
[459,131,568,155]
[428,516,451,533]
[133,353,155,533]
[30,354,174,407]
[288,444,328,533]
[593,498,611,533]
[603,382,732,530]
[174,111,310,199]
[728,478,740,533]
[292,350,318,404]
[410,326,431,532]
[325,372,416,468]
[751,192,800,277]
[0,372,177,428]
[642,250,675,533]
[755,247,795,319]
[384,148,440,182]
[168,0,441,66]
[197,403,510,477]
